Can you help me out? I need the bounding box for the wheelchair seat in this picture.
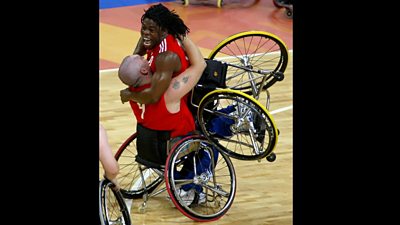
[136,123,170,169]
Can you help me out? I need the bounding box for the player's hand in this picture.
[120,88,131,104]
[104,174,120,191]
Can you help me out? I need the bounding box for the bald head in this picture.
[118,55,151,87]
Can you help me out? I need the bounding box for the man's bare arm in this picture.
[165,37,206,104]
[122,51,181,104]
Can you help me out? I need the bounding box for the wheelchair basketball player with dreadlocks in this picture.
[119,3,218,205]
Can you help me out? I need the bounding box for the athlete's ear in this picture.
[140,59,150,75]
[140,67,148,75]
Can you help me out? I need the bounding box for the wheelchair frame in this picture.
[273,0,293,19]
[115,133,237,222]
[113,30,288,222]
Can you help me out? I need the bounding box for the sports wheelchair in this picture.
[196,30,288,161]
[99,178,131,225]
[273,0,293,19]
[114,30,288,222]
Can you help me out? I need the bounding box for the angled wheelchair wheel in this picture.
[208,31,289,93]
[164,135,236,222]
[197,89,278,160]
[99,179,131,225]
[114,132,164,199]
[217,0,223,8]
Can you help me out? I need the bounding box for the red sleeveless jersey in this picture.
[146,34,189,79]
[128,35,194,137]
[129,84,195,138]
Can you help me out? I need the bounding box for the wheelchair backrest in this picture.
[190,59,227,107]
[198,59,228,89]
[188,59,228,127]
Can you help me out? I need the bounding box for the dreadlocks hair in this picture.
[141,3,190,40]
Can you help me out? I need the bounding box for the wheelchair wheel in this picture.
[208,31,289,93]
[217,0,222,8]
[114,132,164,199]
[165,135,236,222]
[197,89,278,160]
[99,179,131,225]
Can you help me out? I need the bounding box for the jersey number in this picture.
[137,103,145,119]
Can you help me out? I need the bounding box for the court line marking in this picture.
[99,68,118,75]
[270,105,292,115]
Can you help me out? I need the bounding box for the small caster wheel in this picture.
[266,153,276,162]
[285,8,293,19]
[138,203,147,213]
[277,129,280,135]
[273,71,285,81]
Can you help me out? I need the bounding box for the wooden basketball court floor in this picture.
[100,1,292,224]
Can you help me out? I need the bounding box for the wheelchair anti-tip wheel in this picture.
[114,132,164,199]
[285,7,293,19]
[197,89,278,161]
[165,135,236,222]
[99,179,131,225]
[208,31,289,94]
